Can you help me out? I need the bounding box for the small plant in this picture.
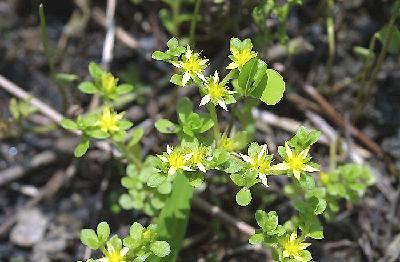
[252,0,303,48]
[63,37,374,261]
[352,0,400,121]
[80,221,170,261]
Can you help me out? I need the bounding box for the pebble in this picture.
[10,208,48,247]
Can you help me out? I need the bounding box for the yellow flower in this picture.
[281,232,311,261]
[172,46,208,85]
[159,145,192,176]
[218,133,236,152]
[98,244,129,262]
[189,145,208,173]
[199,71,236,111]
[239,144,272,187]
[102,73,119,94]
[273,143,319,180]
[226,44,257,70]
[97,106,124,133]
[319,172,330,185]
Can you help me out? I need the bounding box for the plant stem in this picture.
[329,135,337,171]
[38,4,68,112]
[208,104,220,142]
[171,0,181,37]
[326,0,335,82]
[189,0,201,46]
[353,3,399,121]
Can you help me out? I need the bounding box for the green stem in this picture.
[326,0,335,82]
[38,4,68,112]
[353,3,399,121]
[171,0,181,37]
[220,69,237,86]
[208,104,220,142]
[329,135,337,171]
[189,0,201,46]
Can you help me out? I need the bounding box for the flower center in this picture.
[288,155,305,171]
[99,114,118,133]
[208,82,227,102]
[283,240,301,258]
[102,73,118,93]
[191,147,206,164]
[182,56,203,74]
[235,49,255,67]
[168,151,186,170]
[252,158,270,173]
[107,250,125,262]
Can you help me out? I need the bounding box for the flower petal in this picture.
[303,164,319,173]
[272,163,289,171]
[199,95,211,107]
[285,143,293,158]
[259,174,269,187]
[293,170,301,180]
[182,72,191,86]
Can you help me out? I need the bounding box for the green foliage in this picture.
[120,161,172,216]
[252,0,304,46]
[80,62,134,101]
[81,221,170,261]
[317,164,374,219]
[376,24,400,54]
[154,173,193,262]
[155,97,213,139]
[9,98,37,121]
[66,37,374,262]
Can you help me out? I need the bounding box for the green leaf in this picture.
[55,73,78,84]
[147,172,167,187]
[236,187,252,206]
[255,210,278,232]
[118,120,133,130]
[260,69,285,105]
[177,98,193,123]
[9,98,20,119]
[74,140,90,157]
[167,38,179,49]
[116,84,134,95]
[151,241,171,257]
[80,229,100,250]
[152,51,170,61]
[128,127,144,147]
[187,172,204,187]
[170,74,183,86]
[88,62,104,80]
[154,173,193,262]
[249,233,264,244]
[238,58,258,95]
[119,194,135,210]
[61,119,78,130]
[130,222,144,239]
[88,129,109,139]
[299,250,312,262]
[78,82,98,94]
[353,46,374,60]
[155,119,179,134]
[376,24,400,54]
[96,222,110,244]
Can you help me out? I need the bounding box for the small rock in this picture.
[10,208,48,247]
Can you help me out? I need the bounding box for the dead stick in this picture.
[92,7,138,50]
[192,197,255,236]
[303,84,384,156]
[0,74,115,155]
[0,151,57,186]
